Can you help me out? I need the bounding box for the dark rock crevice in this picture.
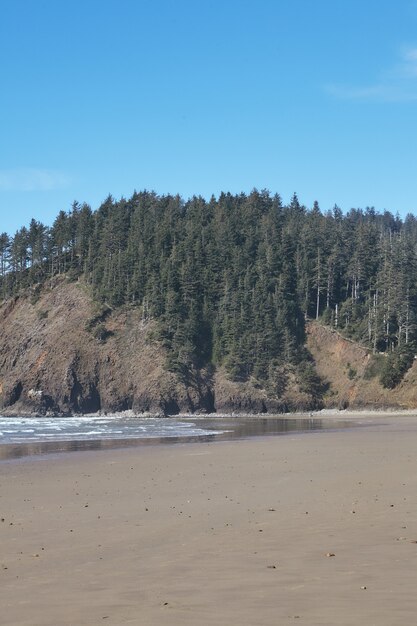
[8,381,23,406]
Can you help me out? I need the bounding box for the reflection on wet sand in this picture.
[0,417,354,461]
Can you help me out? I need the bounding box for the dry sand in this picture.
[1,414,417,625]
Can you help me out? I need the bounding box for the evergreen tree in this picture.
[3,189,417,391]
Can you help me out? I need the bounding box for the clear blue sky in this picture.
[1,0,417,234]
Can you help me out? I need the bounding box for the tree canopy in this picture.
[2,190,417,390]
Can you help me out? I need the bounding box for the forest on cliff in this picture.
[1,190,417,394]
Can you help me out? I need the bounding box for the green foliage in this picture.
[320,308,332,324]
[266,363,288,397]
[30,286,42,305]
[85,304,112,332]
[37,309,48,320]
[297,362,327,397]
[380,347,414,389]
[66,266,82,282]
[363,355,385,380]
[92,323,112,342]
[346,363,357,380]
[2,189,417,397]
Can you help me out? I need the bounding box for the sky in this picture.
[1,0,417,234]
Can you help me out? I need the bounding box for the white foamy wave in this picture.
[0,416,224,444]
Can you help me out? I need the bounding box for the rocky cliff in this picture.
[0,278,317,416]
[2,278,416,416]
[307,321,417,409]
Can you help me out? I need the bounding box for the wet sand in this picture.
[1,414,417,625]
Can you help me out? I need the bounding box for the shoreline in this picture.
[2,406,417,419]
[1,409,414,462]
[0,413,359,463]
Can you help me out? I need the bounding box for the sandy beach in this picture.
[1,414,417,625]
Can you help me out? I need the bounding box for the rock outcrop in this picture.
[4,278,415,416]
[0,278,321,416]
[307,321,417,409]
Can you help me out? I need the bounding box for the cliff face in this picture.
[307,321,417,410]
[0,278,220,416]
[3,279,415,416]
[0,278,317,416]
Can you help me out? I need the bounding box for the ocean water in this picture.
[0,414,355,460]
[0,415,224,445]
